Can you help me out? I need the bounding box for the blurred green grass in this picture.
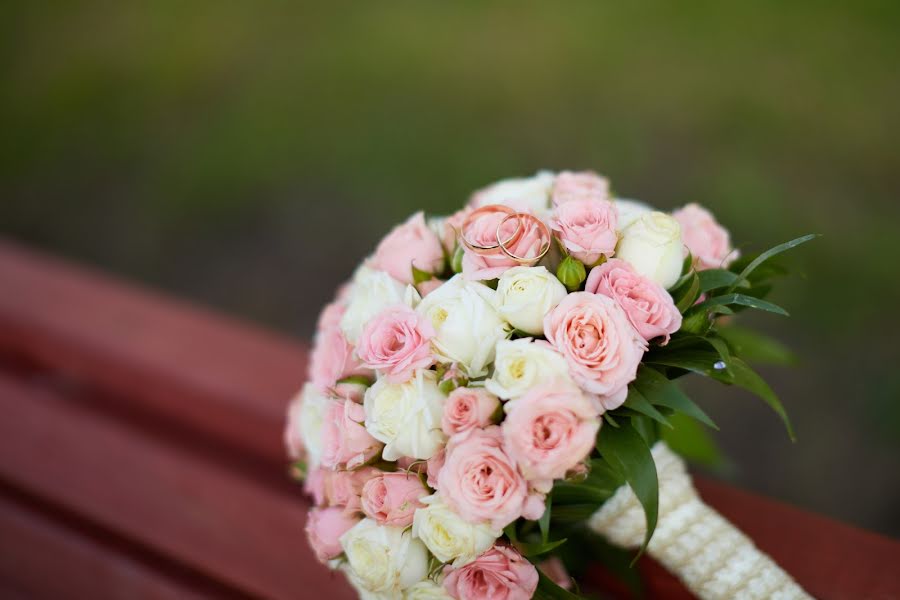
[2,2,899,535]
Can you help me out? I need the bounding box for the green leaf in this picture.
[632,365,718,429]
[548,504,602,523]
[695,293,789,316]
[504,523,518,543]
[717,325,796,365]
[661,413,727,470]
[603,412,620,427]
[336,375,374,386]
[729,356,796,441]
[669,253,695,290]
[728,234,818,291]
[534,570,584,600]
[411,264,434,285]
[596,422,658,558]
[450,244,465,273]
[585,458,627,491]
[697,268,741,292]
[644,349,733,384]
[621,387,673,429]
[550,482,613,506]
[516,538,568,558]
[539,496,552,544]
[672,271,701,313]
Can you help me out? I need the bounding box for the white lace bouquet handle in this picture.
[588,443,812,600]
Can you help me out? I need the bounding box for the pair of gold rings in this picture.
[459,205,551,264]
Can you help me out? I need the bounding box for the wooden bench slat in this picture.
[0,491,229,600]
[0,373,354,600]
[0,240,307,464]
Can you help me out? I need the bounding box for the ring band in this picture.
[460,205,520,255]
[497,212,551,264]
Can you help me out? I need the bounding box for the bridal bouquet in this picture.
[285,171,815,600]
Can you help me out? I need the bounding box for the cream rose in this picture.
[404,580,453,599]
[363,370,447,461]
[340,518,429,596]
[469,171,555,214]
[613,198,653,231]
[416,275,509,377]
[616,211,684,289]
[285,384,330,469]
[340,266,412,344]
[495,266,567,335]
[485,338,571,400]
[411,496,500,566]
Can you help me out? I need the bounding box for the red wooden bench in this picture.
[0,238,897,599]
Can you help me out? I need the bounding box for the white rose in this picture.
[341,518,429,596]
[416,274,509,377]
[288,383,331,470]
[404,580,453,600]
[613,197,654,231]
[495,266,567,335]
[412,496,500,566]
[364,370,446,460]
[616,211,684,289]
[470,171,555,213]
[485,338,572,400]
[340,265,411,344]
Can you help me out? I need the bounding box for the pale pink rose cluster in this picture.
[287,173,738,598]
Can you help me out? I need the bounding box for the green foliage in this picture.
[661,413,726,470]
[539,496,552,543]
[516,538,568,558]
[694,293,789,316]
[533,570,583,600]
[595,422,658,559]
[632,365,717,429]
[728,234,818,290]
[717,325,796,365]
[411,264,434,285]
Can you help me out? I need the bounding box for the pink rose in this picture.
[356,304,435,383]
[308,323,358,391]
[308,301,370,392]
[550,198,618,265]
[320,399,383,470]
[317,299,347,331]
[552,171,610,206]
[305,507,359,563]
[443,545,538,600]
[371,211,445,284]
[672,203,737,270]
[441,206,474,252]
[284,395,305,460]
[586,258,682,343]
[360,472,428,527]
[437,427,529,529]
[502,380,601,487]
[416,277,444,297]
[442,387,501,437]
[543,292,646,410]
[425,447,445,489]
[304,467,328,506]
[462,211,547,281]
[325,467,380,513]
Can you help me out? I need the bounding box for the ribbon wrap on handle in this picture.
[587,443,812,600]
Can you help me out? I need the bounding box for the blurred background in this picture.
[2,2,898,537]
